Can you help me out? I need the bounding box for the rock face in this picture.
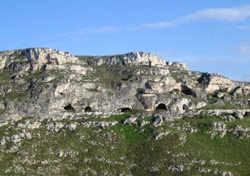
[0,48,250,176]
[198,73,235,93]
[0,48,249,122]
[0,48,80,71]
[86,52,167,66]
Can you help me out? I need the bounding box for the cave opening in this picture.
[244,112,250,117]
[155,103,168,111]
[85,107,92,112]
[181,85,197,97]
[183,104,188,111]
[64,104,75,111]
[119,108,132,112]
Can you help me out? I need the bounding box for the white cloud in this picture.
[61,5,250,36]
[69,26,120,35]
[238,42,250,55]
[145,5,250,28]
[62,26,139,36]
[237,25,250,30]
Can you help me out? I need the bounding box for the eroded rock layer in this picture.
[0,48,249,122]
[1,48,250,175]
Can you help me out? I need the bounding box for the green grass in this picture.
[182,133,250,175]
[76,55,95,65]
[110,124,152,144]
[0,72,11,81]
[23,69,64,83]
[1,114,250,175]
[228,115,250,127]
[207,96,219,104]
[170,114,250,175]
[179,115,222,131]
[121,73,134,81]
[0,71,16,86]
[0,91,27,102]
[183,94,203,102]
[0,109,6,115]
[86,65,126,88]
[105,113,130,121]
[81,65,151,88]
[86,88,100,92]
[87,110,145,122]
[201,104,240,110]
[6,91,26,101]
[170,71,182,83]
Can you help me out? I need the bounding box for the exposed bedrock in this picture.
[0,48,249,121]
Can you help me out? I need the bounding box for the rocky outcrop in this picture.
[198,73,235,93]
[198,109,250,119]
[87,52,167,66]
[0,48,80,71]
[0,48,249,122]
[166,61,188,70]
[1,48,250,176]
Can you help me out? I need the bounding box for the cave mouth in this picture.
[155,103,168,111]
[119,108,132,112]
[85,107,92,112]
[183,104,188,111]
[64,104,75,111]
[181,85,197,97]
[244,112,250,117]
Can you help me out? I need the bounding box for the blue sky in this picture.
[0,0,250,81]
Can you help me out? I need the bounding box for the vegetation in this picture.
[170,71,182,83]
[0,91,27,102]
[136,88,145,94]
[202,104,240,110]
[0,113,249,175]
[0,109,6,115]
[228,115,250,127]
[207,95,219,104]
[81,65,150,88]
[86,88,100,93]
[0,50,249,175]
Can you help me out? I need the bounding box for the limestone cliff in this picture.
[1,48,250,176]
[0,48,249,122]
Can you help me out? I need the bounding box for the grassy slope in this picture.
[0,115,249,175]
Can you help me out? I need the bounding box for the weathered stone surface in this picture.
[89,52,167,66]
[0,48,249,123]
[123,116,137,124]
[211,122,227,138]
[198,73,235,93]
[81,121,118,128]
[0,48,81,71]
[199,109,250,119]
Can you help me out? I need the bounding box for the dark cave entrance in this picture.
[183,104,188,111]
[244,112,250,117]
[181,85,197,97]
[85,107,92,112]
[64,104,75,111]
[155,103,168,111]
[119,108,132,112]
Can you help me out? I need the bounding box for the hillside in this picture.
[0,48,250,176]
